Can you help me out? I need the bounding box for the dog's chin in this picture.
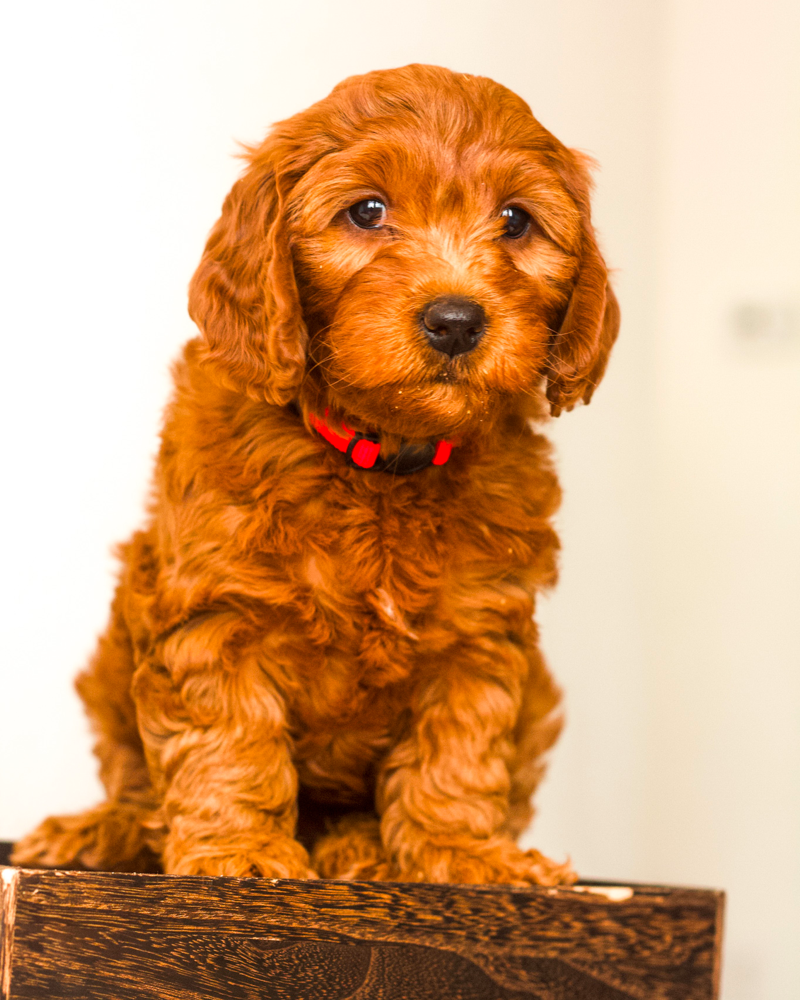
[431,368,465,386]
[324,377,511,441]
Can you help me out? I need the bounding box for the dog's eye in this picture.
[500,206,531,239]
[348,199,387,229]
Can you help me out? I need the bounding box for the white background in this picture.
[1,2,798,996]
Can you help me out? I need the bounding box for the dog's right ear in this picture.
[188,145,307,405]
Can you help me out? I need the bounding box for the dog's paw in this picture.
[311,813,392,880]
[393,836,576,887]
[165,834,317,880]
[11,801,159,872]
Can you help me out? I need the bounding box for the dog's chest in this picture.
[286,475,541,702]
[293,489,447,685]
[282,468,552,799]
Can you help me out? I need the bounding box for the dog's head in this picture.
[189,65,619,436]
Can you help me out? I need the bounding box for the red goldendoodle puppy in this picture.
[14,64,619,885]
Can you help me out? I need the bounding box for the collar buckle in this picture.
[345,431,381,469]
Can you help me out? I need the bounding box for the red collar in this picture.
[308,409,457,474]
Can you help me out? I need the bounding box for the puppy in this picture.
[14,64,619,885]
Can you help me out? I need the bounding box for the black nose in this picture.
[421,296,486,357]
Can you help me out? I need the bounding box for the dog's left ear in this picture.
[545,152,621,416]
[188,142,307,405]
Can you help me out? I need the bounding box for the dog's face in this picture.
[189,65,619,435]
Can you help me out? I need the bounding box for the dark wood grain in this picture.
[0,843,723,1000]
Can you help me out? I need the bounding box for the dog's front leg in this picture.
[377,638,574,886]
[132,616,314,879]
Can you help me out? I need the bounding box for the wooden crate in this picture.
[1,843,723,999]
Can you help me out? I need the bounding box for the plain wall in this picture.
[642,3,800,997]
[1,2,797,996]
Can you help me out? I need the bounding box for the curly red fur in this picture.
[14,65,618,885]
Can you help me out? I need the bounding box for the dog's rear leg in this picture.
[12,583,159,872]
[506,644,564,840]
